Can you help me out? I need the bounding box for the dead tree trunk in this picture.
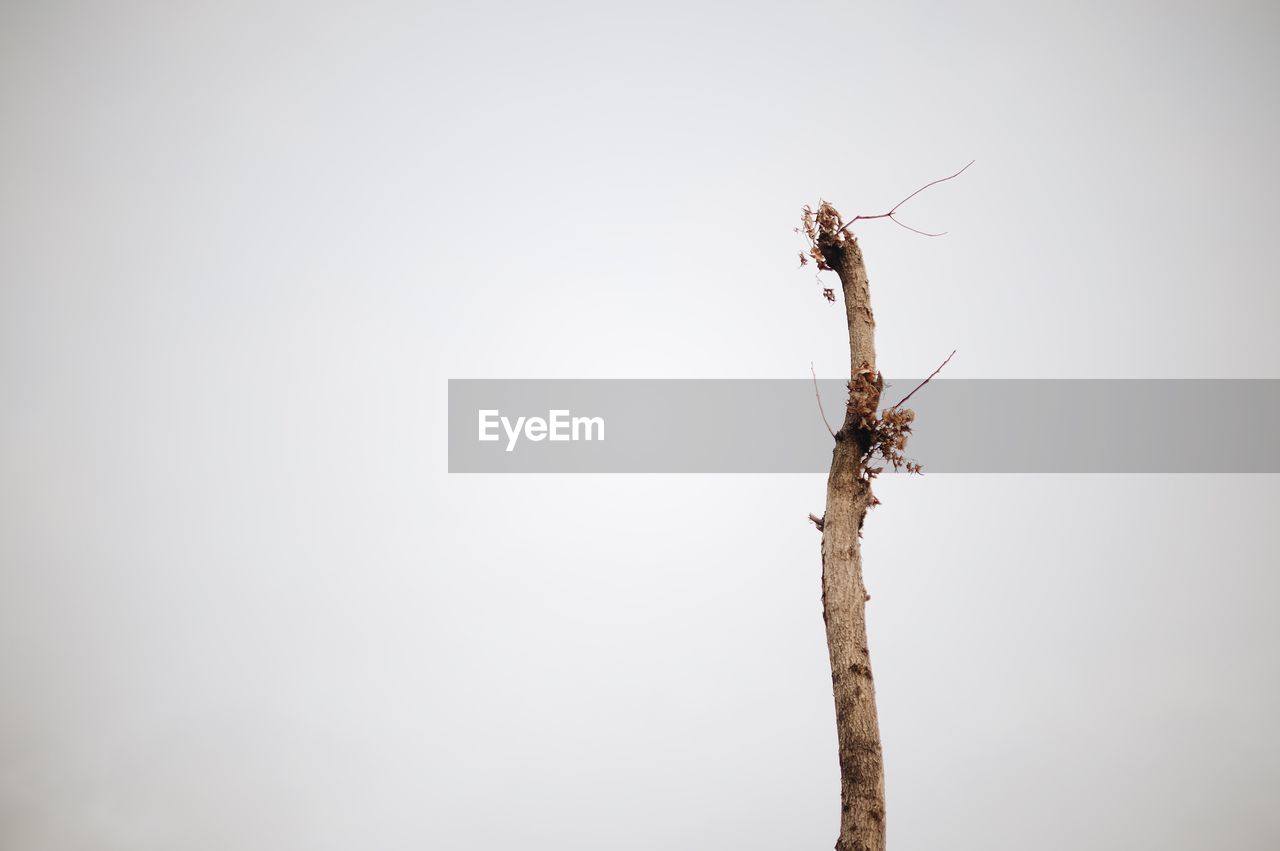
[814,205,886,851]
[801,166,967,849]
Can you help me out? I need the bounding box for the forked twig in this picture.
[837,161,974,238]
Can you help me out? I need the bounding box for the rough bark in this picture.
[818,221,886,851]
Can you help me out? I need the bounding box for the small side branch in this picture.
[811,363,836,438]
[808,513,825,531]
[890,350,956,410]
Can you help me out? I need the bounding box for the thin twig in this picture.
[811,362,836,438]
[890,350,956,410]
[889,215,946,237]
[837,160,975,238]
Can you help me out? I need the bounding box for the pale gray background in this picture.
[2,1,1278,849]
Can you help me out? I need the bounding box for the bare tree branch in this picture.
[890,349,956,410]
[811,362,836,438]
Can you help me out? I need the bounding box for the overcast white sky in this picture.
[2,1,1279,849]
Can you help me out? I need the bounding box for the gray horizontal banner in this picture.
[447,380,1280,473]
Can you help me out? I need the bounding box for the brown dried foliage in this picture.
[797,202,845,272]
[844,363,923,480]
[797,202,851,302]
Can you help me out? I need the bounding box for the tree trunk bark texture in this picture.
[817,218,887,851]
